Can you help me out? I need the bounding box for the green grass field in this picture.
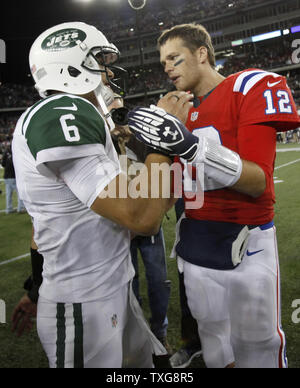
[0,144,300,368]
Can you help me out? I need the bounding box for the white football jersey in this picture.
[12,94,134,303]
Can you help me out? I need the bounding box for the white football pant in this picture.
[37,283,166,368]
[178,224,287,368]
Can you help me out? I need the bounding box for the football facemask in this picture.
[82,44,127,96]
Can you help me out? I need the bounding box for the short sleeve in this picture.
[23,95,107,172]
[235,70,300,131]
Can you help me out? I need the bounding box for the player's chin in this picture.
[174,83,185,92]
[174,80,187,92]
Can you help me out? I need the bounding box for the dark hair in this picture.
[158,23,216,68]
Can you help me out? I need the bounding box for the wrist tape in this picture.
[192,137,242,187]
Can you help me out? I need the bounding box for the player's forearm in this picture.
[231,159,266,198]
[191,137,266,198]
[91,154,173,235]
[31,227,38,250]
[127,154,173,235]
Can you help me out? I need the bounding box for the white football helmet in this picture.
[29,21,126,130]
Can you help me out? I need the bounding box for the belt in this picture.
[248,221,274,231]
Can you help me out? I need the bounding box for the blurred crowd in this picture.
[1,58,299,155]
[91,0,266,41]
[1,0,300,152]
[1,60,300,153]
[126,64,170,95]
[0,116,16,153]
[2,48,298,112]
[221,42,296,77]
[0,84,40,109]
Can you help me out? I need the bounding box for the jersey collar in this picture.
[193,87,216,108]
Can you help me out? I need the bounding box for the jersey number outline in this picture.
[59,114,81,142]
[264,89,292,115]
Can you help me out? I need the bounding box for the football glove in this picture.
[128,105,199,161]
[23,248,44,304]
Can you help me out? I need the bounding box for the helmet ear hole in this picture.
[68,66,81,77]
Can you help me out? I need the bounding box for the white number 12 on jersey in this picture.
[264,90,292,115]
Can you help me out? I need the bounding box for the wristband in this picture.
[24,248,44,304]
[31,248,44,287]
[192,137,242,187]
[144,145,174,162]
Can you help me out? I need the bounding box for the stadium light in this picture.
[291,25,300,34]
[128,0,147,10]
[252,30,281,43]
[231,39,243,47]
[232,29,284,47]
[128,0,148,103]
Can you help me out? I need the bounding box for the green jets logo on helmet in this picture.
[41,28,87,52]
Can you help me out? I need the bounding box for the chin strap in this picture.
[94,83,115,131]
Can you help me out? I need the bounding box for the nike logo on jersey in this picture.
[54,103,78,111]
[267,80,281,88]
[246,249,264,256]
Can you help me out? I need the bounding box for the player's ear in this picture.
[197,46,208,65]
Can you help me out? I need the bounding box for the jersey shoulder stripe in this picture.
[24,94,107,160]
[233,69,281,96]
[22,95,65,136]
[22,94,102,136]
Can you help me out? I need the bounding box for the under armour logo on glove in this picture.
[163,126,178,140]
[128,105,199,161]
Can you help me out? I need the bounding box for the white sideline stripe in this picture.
[0,207,17,213]
[0,253,30,266]
[276,148,300,152]
[275,158,300,170]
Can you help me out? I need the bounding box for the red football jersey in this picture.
[181,69,300,225]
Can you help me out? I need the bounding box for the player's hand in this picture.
[157,91,194,124]
[128,105,199,161]
[111,124,132,142]
[11,294,37,337]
